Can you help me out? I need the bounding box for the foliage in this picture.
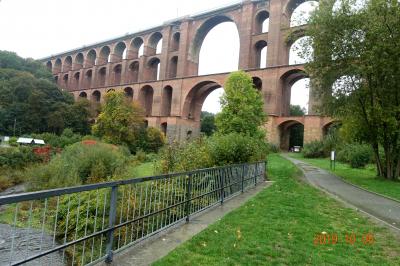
[305,0,400,179]
[0,51,91,135]
[201,111,216,136]
[337,143,373,168]
[28,141,130,190]
[289,105,306,116]
[303,140,325,158]
[215,71,266,139]
[142,127,166,153]
[92,91,147,153]
[32,128,82,148]
[157,138,213,173]
[208,133,268,166]
[267,143,280,154]
[0,146,41,169]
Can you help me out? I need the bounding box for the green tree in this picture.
[201,111,216,136]
[92,91,146,152]
[290,105,306,116]
[215,71,266,138]
[304,0,400,179]
[0,51,90,135]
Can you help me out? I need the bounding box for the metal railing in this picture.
[0,161,266,266]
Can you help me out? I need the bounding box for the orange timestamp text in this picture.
[314,232,374,246]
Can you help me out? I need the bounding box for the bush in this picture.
[303,141,325,158]
[143,127,166,153]
[337,143,373,168]
[0,146,42,168]
[32,128,82,148]
[268,143,280,153]
[28,141,130,190]
[208,133,268,166]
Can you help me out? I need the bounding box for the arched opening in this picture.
[252,77,263,91]
[87,49,97,66]
[254,40,268,68]
[99,46,111,65]
[113,64,122,85]
[281,70,309,116]
[63,56,72,72]
[290,1,319,27]
[85,70,93,89]
[46,61,52,72]
[128,61,139,83]
[322,121,340,137]
[92,90,101,102]
[191,16,240,75]
[255,11,270,33]
[54,76,59,84]
[124,87,133,101]
[62,74,69,88]
[98,67,107,87]
[171,32,180,51]
[279,120,305,151]
[148,57,161,81]
[73,72,80,89]
[79,92,88,99]
[161,86,173,116]
[289,36,313,65]
[169,56,178,78]
[161,122,168,136]
[139,85,154,116]
[149,32,163,56]
[183,81,223,122]
[54,58,62,73]
[114,42,127,61]
[107,89,115,94]
[74,53,84,69]
[130,37,144,59]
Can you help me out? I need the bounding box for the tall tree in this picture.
[200,111,216,136]
[304,0,400,179]
[215,71,266,138]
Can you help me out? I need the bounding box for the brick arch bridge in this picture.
[41,0,331,148]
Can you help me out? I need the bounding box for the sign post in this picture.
[330,151,336,170]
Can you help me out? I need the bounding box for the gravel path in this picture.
[284,155,400,231]
[0,223,64,266]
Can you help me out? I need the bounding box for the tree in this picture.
[200,111,216,136]
[215,71,266,138]
[0,51,90,135]
[290,105,306,117]
[304,0,400,179]
[92,91,146,152]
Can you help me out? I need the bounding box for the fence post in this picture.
[105,185,118,263]
[220,169,225,204]
[241,164,245,193]
[185,174,192,222]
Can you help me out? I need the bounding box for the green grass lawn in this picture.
[289,153,400,201]
[154,154,400,265]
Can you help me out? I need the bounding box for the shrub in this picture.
[143,127,166,153]
[28,141,130,190]
[337,143,373,168]
[32,128,82,148]
[303,141,325,158]
[268,143,280,153]
[208,133,268,166]
[0,146,42,168]
[157,139,213,173]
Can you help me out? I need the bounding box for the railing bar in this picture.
[117,187,126,250]
[8,202,19,265]
[81,192,91,265]
[99,190,108,258]
[25,201,33,259]
[141,182,149,239]
[130,183,137,243]
[136,184,143,241]
[124,185,132,247]
[39,198,48,265]
[71,193,82,265]
[62,194,72,264]
[151,180,159,233]
[90,190,100,263]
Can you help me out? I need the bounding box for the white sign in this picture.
[331,151,336,161]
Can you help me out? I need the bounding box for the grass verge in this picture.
[154,154,400,265]
[289,153,400,201]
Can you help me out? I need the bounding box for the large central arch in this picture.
[189,15,240,75]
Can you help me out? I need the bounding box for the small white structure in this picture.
[293,146,301,153]
[16,138,45,145]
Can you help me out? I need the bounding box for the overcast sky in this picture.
[0,0,314,114]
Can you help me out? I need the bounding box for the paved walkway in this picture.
[284,155,400,231]
[101,181,273,266]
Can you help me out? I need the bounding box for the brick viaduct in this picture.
[41,0,333,150]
